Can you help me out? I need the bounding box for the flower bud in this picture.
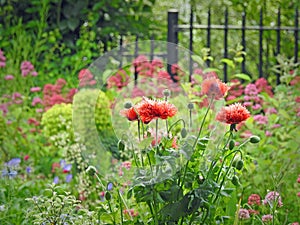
[231,175,240,186]
[163,89,171,97]
[235,160,244,170]
[228,139,235,150]
[250,135,260,143]
[124,102,133,109]
[187,102,194,110]
[118,140,125,151]
[105,192,111,200]
[181,128,188,138]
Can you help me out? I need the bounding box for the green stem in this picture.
[117,191,124,223]
[180,96,214,189]
[152,186,159,225]
[167,118,186,134]
[138,120,141,141]
[213,149,243,203]
[107,200,116,225]
[155,119,158,145]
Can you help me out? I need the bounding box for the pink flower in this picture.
[263,191,283,208]
[238,209,250,219]
[24,155,29,161]
[12,92,22,100]
[30,87,41,92]
[262,214,273,222]
[216,103,250,125]
[297,175,300,183]
[4,75,14,80]
[28,118,40,126]
[271,124,281,129]
[244,84,258,96]
[265,107,278,114]
[248,194,261,206]
[291,222,299,225]
[265,131,272,136]
[253,115,268,125]
[21,61,37,77]
[252,104,262,110]
[32,97,43,106]
[121,161,131,170]
[36,108,43,113]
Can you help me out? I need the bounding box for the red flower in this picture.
[216,103,250,125]
[120,107,138,121]
[136,97,177,124]
[24,155,30,161]
[201,77,230,100]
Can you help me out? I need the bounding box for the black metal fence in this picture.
[167,8,299,83]
[116,8,299,84]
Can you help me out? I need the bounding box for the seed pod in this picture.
[105,192,111,201]
[250,135,260,143]
[229,139,235,150]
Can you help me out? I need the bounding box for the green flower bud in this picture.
[228,139,235,150]
[181,127,188,138]
[105,192,111,201]
[250,135,260,143]
[187,102,194,110]
[163,89,171,97]
[231,175,240,186]
[235,160,244,170]
[118,140,125,151]
[124,102,133,109]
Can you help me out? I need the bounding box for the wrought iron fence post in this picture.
[167,9,179,80]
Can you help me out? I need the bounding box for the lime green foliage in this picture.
[41,103,73,147]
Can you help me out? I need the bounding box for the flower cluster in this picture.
[78,69,97,87]
[20,61,38,77]
[43,78,76,110]
[120,97,177,124]
[51,160,73,184]
[107,69,130,89]
[262,191,283,208]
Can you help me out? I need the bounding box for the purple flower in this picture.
[6,158,21,167]
[252,104,262,110]
[107,182,113,191]
[262,214,273,222]
[65,174,72,183]
[263,191,283,208]
[53,176,59,184]
[26,166,31,173]
[59,160,66,168]
[253,115,268,125]
[238,208,250,219]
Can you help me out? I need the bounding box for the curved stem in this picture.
[167,118,186,134]
[213,149,243,204]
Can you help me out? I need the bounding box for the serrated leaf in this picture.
[233,73,251,81]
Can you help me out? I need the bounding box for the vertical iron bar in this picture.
[206,8,211,67]
[134,35,139,85]
[241,10,246,74]
[189,7,193,82]
[223,8,228,82]
[119,35,123,68]
[167,9,179,80]
[294,8,299,64]
[259,9,263,78]
[276,8,281,84]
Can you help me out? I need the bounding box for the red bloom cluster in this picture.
[78,69,97,87]
[248,194,261,206]
[43,78,77,110]
[107,69,130,90]
[216,103,250,125]
[201,77,230,100]
[120,97,177,124]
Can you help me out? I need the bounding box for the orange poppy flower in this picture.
[201,77,230,100]
[216,103,250,125]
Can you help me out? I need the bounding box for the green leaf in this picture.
[203,68,220,74]
[221,58,235,68]
[67,18,80,31]
[233,73,251,81]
